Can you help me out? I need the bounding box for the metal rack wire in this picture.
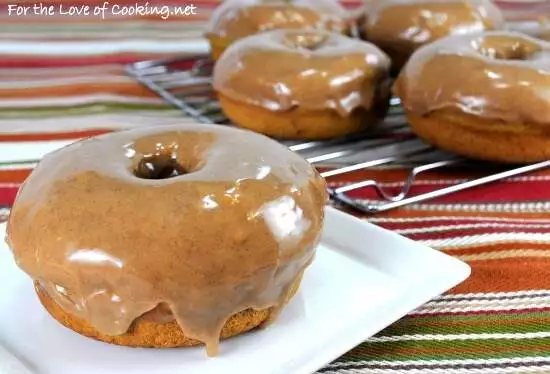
[126,56,550,214]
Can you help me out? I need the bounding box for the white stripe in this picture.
[458,249,550,261]
[354,200,550,214]
[0,116,208,164]
[321,366,550,374]
[368,216,550,224]
[0,94,165,108]
[420,233,550,249]
[436,290,550,300]
[0,22,207,31]
[0,183,20,188]
[0,140,73,164]
[0,75,133,88]
[419,295,550,309]
[0,112,192,134]
[0,23,207,32]
[407,202,550,214]
[327,356,550,369]
[1,34,205,42]
[368,331,550,343]
[395,223,550,235]
[0,39,209,55]
[0,162,37,171]
[414,303,550,315]
[0,65,123,76]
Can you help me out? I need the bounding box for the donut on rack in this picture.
[213,29,391,140]
[205,0,351,60]
[394,31,550,163]
[6,124,327,356]
[361,0,505,72]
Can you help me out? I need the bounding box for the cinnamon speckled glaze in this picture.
[362,0,505,71]
[213,29,391,116]
[206,0,349,41]
[394,31,550,163]
[395,31,550,124]
[6,124,327,356]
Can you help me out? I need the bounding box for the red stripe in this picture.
[3,172,550,207]
[376,220,550,231]
[0,187,18,206]
[345,179,550,204]
[404,227,550,241]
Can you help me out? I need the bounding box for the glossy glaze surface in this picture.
[213,29,391,116]
[395,31,550,124]
[206,0,349,40]
[362,0,504,59]
[6,124,327,356]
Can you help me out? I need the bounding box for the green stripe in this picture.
[379,313,550,335]
[0,160,39,168]
[338,339,550,362]
[0,103,174,118]
[399,311,550,323]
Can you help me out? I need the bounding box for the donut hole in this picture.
[479,45,528,60]
[473,36,540,61]
[134,154,187,180]
[283,32,328,51]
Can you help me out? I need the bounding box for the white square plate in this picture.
[0,207,470,374]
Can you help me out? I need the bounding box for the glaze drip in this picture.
[361,0,504,69]
[212,29,391,116]
[394,32,550,125]
[206,0,349,40]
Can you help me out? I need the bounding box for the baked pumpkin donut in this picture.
[361,0,505,73]
[206,0,351,60]
[6,124,327,356]
[213,29,391,140]
[394,31,550,163]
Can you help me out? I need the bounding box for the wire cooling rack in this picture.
[126,56,550,214]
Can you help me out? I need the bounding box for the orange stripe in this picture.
[452,257,550,294]
[443,243,550,257]
[410,315,550,329]
[0,81,157,99]
[0,169,31,184]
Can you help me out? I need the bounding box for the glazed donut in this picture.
[213,29,391,140]
[361,0,505,73]
[205,0,351,60]
[394,31,550,163]
[7,124,327,356]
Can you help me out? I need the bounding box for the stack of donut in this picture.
[208,0,392,140]
[209,0,550,164]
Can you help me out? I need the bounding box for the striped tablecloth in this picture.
[2,1,550,373]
